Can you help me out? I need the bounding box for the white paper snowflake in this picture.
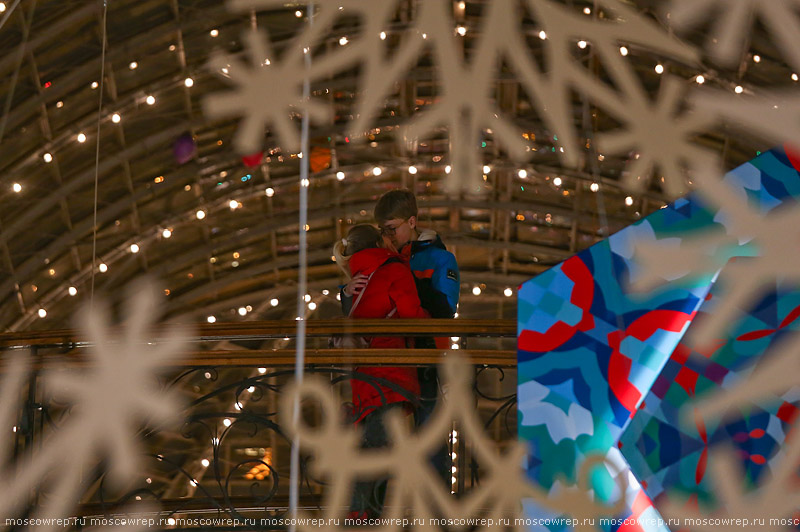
[595,75,716,197]
[202,29,333,154]
[666,0,800,71]
[280,357,627,532]
[0,279,189,532]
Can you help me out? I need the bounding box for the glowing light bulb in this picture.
[201,459,210,467]
[590,182,599,192]
[538,30,547,40]
[577,40,587,49]
[210,29,219,37]
[146,95,155,105]
[304,294,311,302]
[38,308,47,318]
[336,171,345,181]
[238,307,247,316]
[625,196,634,206]
[265,187,275,197]
[162,229,172,238]
[753,54,761,63]
[129,61,138,70]
[77,133,86,143]
[184,77,194,87]
[207,316,216,323]
[270,298,279,306]
[735,85,743,94]
[295,9,303,17]
[91,81,98,89]
[456,26,467,36]
[408,165,418,174]
[339,36,348,46]
[229,199,239,209]
[504,287,513,297]
[583,6,591,14]
[308,302,317,310]
[223,418,232,427]
[98,263,108,273]
[111,113,121,123]
[695,75,705,84]
[0,3,6,13]
[379,31,386,40]
[372,166,382,176]
[43,153,53,163]
[68,286,77,296]
[793,73,799,82]
[445,165,452,174]
[553,176,562,186]
[482,165,491,174]
[130,243,140,253]
[518,169,527,179]
[619,46,628,56]
[472,286,481,296]
[301,178,309,187]
[196,209,206,220]
[655,64,664,74]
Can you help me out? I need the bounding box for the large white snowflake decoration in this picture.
[279,356,627,532]
[0,279,189,532]
[206,0,700,194]
[595,75,716,197]
[666,0,800,72]
[203,29,333,154]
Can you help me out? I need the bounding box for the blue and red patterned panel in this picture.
[518,145,800,531]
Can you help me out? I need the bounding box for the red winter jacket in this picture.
[347,247,429,422]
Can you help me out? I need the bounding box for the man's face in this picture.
[380,216,416,249]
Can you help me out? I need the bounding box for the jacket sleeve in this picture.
[386,264,430,319]
[427,249,459,317]
[338,286,353,315]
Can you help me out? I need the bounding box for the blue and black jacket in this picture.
[403,233,459,319]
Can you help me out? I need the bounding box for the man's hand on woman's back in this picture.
[343,273,369,297]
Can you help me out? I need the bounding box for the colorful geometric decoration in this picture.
[518,145,800,531]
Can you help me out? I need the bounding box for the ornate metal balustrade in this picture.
[0,319,518,530]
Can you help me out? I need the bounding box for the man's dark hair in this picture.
[374,189,418,224]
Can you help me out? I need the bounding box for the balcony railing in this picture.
[0,319,517,530]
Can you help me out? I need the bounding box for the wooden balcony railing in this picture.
[0,319,518,368]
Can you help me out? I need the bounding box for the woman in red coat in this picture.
[333,224,429,518]
[334,224,429,422]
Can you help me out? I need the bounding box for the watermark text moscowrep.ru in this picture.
[7,516,800,528]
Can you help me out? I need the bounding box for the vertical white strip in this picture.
[290,4,314,529]
[90,0,109,309]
